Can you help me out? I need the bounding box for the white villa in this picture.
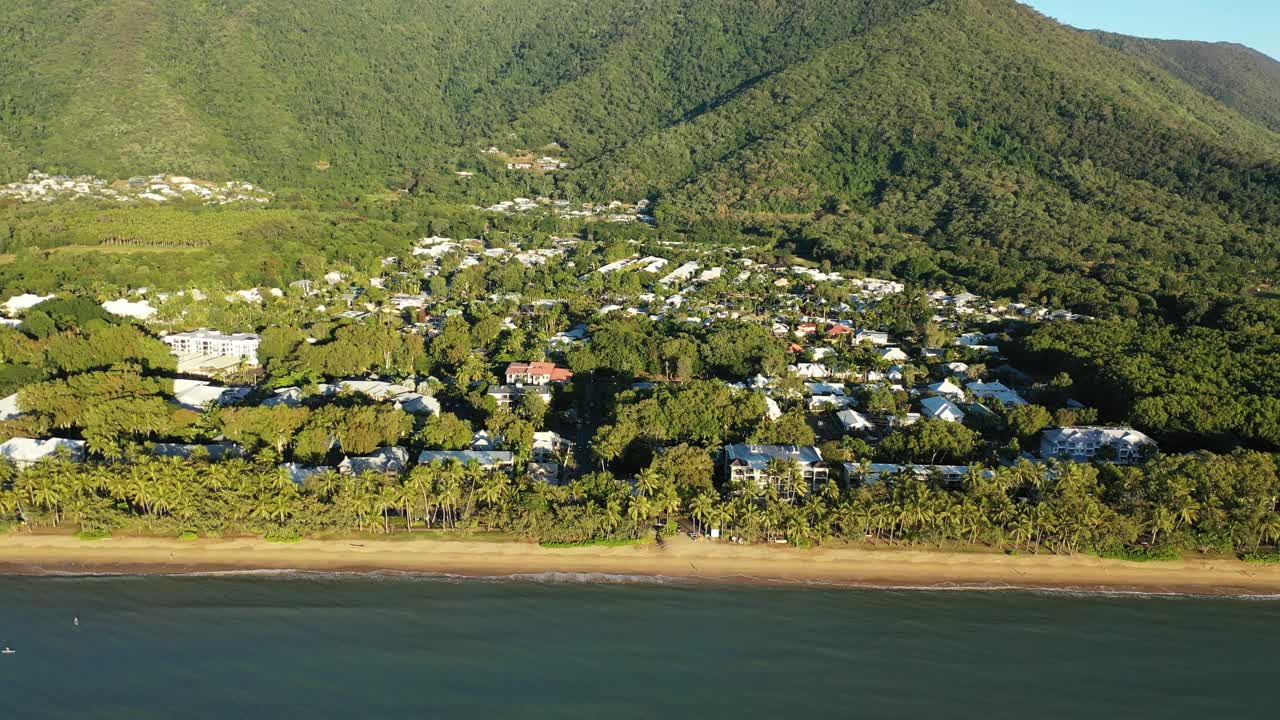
[920,396,965,423]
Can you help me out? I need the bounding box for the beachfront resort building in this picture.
[723,444,828,499]
[1039,426,1156,464]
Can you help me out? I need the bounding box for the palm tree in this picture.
[627,495,652,528]
[634,467,662,497]
[436,470,463,529]
[0,489,19,523]
[766,457,802,502]
[760,504,783,542]
[1173,495,1200,531]
[20,466,67,527]
[1255,512,1280,551]
[378,483,401,534]
[395,481,418,532]
[690,492,717,537]
[402,470,432,530]
[784,511,815,546]
[1010,508,1036,551]
[120,464,155,518]
[1149,505,1175,545]
[852,459,873,490]
[602,496,624,532]
[476,472,511,513]
[254,488,297,526]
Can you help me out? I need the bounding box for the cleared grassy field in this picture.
[7,206,312,249]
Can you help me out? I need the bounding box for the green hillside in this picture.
[0,0,934,188]
[1095,32,1280,133]
[1,0,1279,312]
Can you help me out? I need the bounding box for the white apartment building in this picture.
[1039,426,1155,464]
[163,330,261,365]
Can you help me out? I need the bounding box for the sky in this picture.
[1024,1,1280,61]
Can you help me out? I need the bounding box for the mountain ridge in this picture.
[1092,31,1280,134]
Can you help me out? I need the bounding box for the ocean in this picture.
[1,573,1275,719]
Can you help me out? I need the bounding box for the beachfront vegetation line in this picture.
[3,450,1279,557]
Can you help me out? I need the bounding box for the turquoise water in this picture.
[1,574,1276,719]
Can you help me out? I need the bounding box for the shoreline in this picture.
[2,533,1279,597]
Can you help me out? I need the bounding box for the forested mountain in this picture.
[2,0,1280,313]
[1,0,1275,188]
[0,0,935,187]
[1094,33,1280,134]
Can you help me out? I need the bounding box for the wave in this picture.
[10,564,1280,599]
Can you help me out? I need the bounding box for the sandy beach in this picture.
[1,532,1279,596]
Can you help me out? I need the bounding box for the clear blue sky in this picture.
[1024,1,1280,61]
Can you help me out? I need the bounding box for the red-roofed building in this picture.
[827,324,853,337]
[505,361,574,385]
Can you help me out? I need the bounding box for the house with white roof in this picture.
[0,393,21,421]
[659,261,700,285]
[336,380,414,401]
[764,396,783,421]
[172,379,249,411]
[532,431,572,464]
[845,463,992,486]
[789,363,829,379]
[262,387,306,408]
[339,446,410,474]
[926,378,966,399]
[2,293,54,316]
[956,333,999,353]
[279,463,336,485]
[836,409,874,432]
[0,437,86,468]
[920,396,965,423]
[854,330,890,346]
[808,394,854,411]
[417,450,515,470]
[805,382,846,396]
[150,442,243,461]
[392,392,441,416]
[967,381,1027,406]
[102,298,157,320]
[877,347,909,363]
